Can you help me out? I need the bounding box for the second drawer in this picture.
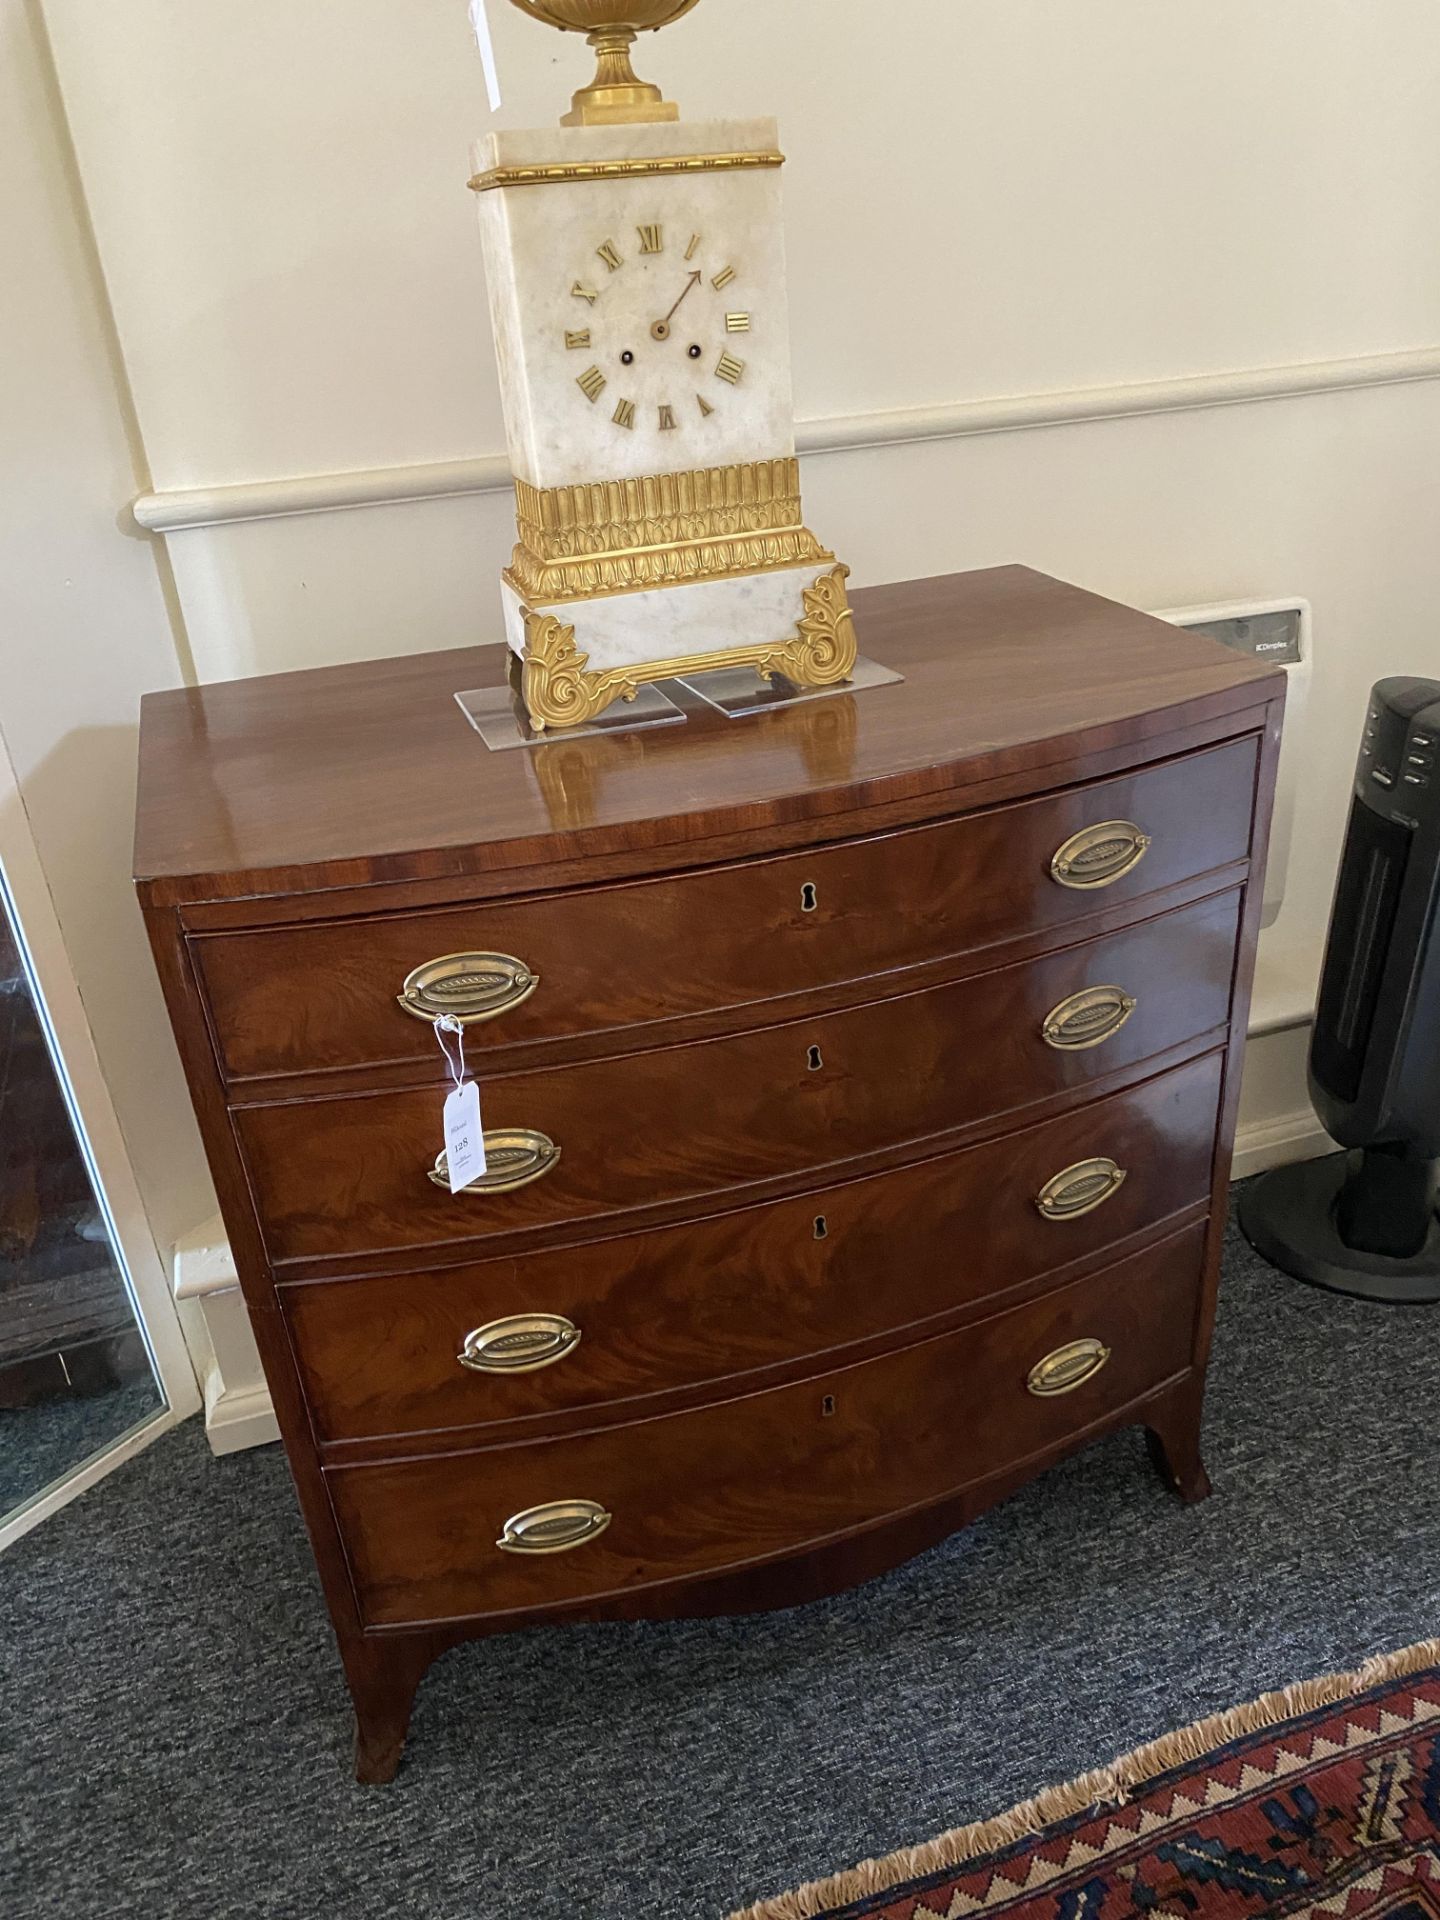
[284,1050,1223,1445]
[239,889,1240,1267]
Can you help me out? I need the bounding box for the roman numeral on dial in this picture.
[715,352,746,385]
[697,395,715,417]
[596,240,623,273]
[612,398,637,429]
[565,330,592,350]
[637,224,664,254]
[711,265,737,290]
[576,365,607,402]
[658,404,677,430]
[572,283,599,304]
[725,313,751,333]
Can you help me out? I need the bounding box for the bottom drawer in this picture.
[328,1223,1206,1628]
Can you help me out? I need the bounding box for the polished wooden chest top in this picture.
[135,565,1283,1783]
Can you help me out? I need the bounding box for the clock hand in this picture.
[664,271,703,321]
[650,271,703,340]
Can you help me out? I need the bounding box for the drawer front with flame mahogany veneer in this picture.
[191,734,1258,1089]
[135,566,1283,1782]
[326,1224,1208,1631]
[235,888,1240,1270]
[283,1050,1224,1450]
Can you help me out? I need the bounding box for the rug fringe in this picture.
[725,1636,1440,1920]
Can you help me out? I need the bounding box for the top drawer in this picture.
[193,733,1259,1084]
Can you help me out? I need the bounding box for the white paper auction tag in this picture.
[444,1078,487,1194]
[469,0,503,112]
[435,1013,487,1193]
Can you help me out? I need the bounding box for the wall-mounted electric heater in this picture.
[1153,598,1311,930]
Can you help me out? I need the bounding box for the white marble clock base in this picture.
[501,562,828,675]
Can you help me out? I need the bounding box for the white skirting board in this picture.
[173,1020,1332,1456]
[1229,1104,1334,1181]
[1231,1016,1334,1178]
[200,1366,281,1456]
[172,1224,279,1456]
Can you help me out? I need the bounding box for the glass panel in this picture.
[0,867,163,1522]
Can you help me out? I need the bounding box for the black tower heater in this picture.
[1240,676,1440,1302]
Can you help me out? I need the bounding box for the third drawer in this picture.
[284,1049,1223,1446]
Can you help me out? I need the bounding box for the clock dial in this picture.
[568,223,751,438]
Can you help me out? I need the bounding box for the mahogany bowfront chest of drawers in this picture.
[134,566,1283,1781]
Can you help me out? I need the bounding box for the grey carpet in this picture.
[3,1193,1438,1920]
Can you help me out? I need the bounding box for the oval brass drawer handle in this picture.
[1037,1156,1127,1221]
[1027,1337,1111,1398]
[1050,821,1151,890]
[459,1313,580,1375]
[398,951,538,1026]
[497,1500,612,1556]
[428,1128,561,1196]
[1041,984,1137,1052]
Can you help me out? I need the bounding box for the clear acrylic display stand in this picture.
[455,648,902,748]
[676,653,903,719]
[454,679,686,752]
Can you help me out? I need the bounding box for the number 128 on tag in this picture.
[444,1080,487,1193]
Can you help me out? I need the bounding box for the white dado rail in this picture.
[132,345,1440,534]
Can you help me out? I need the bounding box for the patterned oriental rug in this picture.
[731,1641,1440,1920]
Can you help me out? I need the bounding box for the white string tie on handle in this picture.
[435,1012,469,1090]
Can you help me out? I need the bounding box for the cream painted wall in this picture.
[14,0,1440,1309]
[40,0,1440,484]
[0,2,213,1256]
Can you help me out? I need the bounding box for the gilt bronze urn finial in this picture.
[506,0,703,125]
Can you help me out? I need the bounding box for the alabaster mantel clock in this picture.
[471,0,857,730]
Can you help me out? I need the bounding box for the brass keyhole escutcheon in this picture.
[813,1214,828,1240]
[807,1044,823,1071]
[800,881,818,913]
[822,1394,836,1417]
